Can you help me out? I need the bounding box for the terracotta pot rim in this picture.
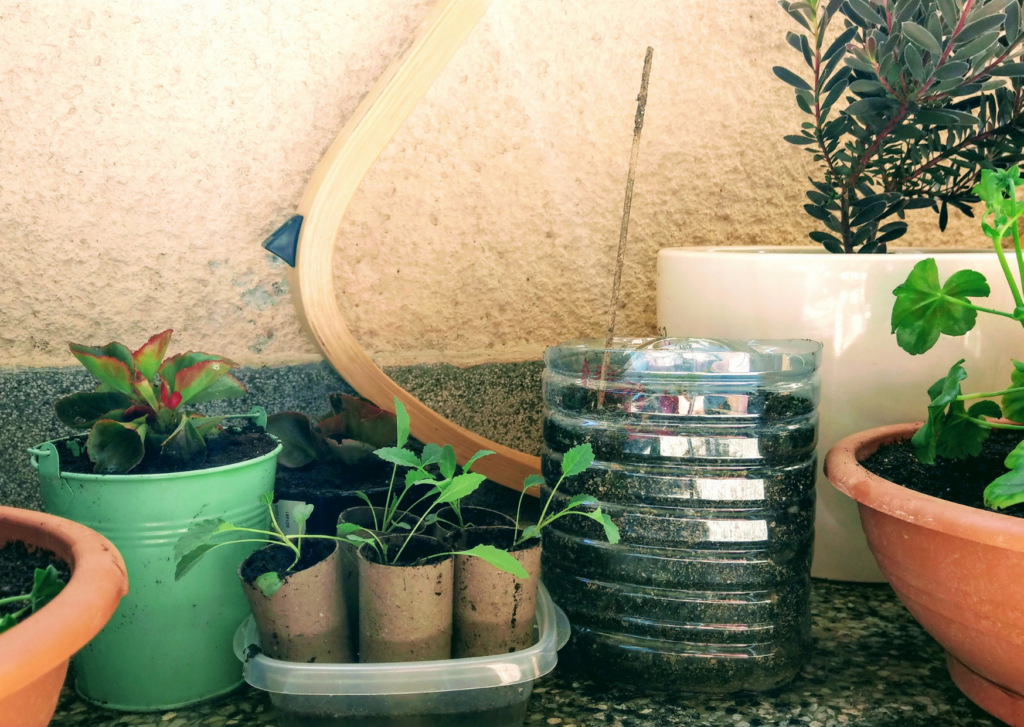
[824,422,1024,552]
[0,506,129,698]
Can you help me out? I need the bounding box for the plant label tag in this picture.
[273,499,308,536]
[694,478,766,501]
[705,519,769,542]
[659,436,760,459]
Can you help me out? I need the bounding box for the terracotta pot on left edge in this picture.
[0,506,128,727]
[825,423,1024,727]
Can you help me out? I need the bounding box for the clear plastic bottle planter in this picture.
[542,338,821,694]
[233,584,570,727]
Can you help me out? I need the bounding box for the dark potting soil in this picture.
[0,541,71,621]
[362,535,450,568]
[240,540,335,586]
[457,526,539,553]
[275,458,392,496]
[59,425,277,475]
[861,429,1024,519]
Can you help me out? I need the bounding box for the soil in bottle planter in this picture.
[541,338,820,693]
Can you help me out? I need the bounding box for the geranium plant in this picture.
[0,565,64,634]
[891,165,1024,508]
[54,330,247,474]
[777,0,1024,253]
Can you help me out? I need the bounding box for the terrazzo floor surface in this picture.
[50,581,1007,727]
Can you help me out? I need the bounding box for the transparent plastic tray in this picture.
[234,584,570,727]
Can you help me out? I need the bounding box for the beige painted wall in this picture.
[0,0,985,369]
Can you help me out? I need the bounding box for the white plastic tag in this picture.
[705,519,769,542]
[694,478,766,501]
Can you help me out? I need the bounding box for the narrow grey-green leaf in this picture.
[773,66,812,91]
[903,21,943,55]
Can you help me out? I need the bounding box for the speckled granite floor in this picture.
[50,581,1007,727]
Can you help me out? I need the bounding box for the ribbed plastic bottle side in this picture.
[540,341,819,694]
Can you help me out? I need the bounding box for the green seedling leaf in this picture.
[912,360,968,464]
[160,416,207,469]
[985,440,1024,509]
[29,565,65,613]
[54,391,133,428]
[420,443,443,467]
[463,449,496,473]
[588,508,621,544]
[891,259,990,355]
[374,446,421,469]
[523,474,545,493]
[439,444,457,480]
[337,522,364,536]
[186,374,247,405]
[560,444,594,478]
[131,330,173,383]
[87,419,147,474]
[520,524,539,541]
[436,472,487,505]
[1003,360,1024,423]
[267,412,327,468]
[566,493,599,508]
[406,467,433,488]
[174,518,238,579]
[394,397,410,448]
[70,342,136,396]
[292,502,314,532]
[353,490,375,510]
[456,545,529,579]
[255,572,284,598]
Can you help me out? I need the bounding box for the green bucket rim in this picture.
[31,435,282,482]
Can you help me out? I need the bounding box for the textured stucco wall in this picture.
[1,0,985,369]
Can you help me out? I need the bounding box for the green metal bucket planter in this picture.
[30,408,281,712]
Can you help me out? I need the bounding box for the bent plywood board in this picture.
[290,0,541,492]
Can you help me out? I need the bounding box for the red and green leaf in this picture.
[70,342,136,396]
[160,416,207,468]
[132,373,159,409]
[184,374,247,405]
[54,391,133,428]
[160,380,183,409]
[173,359,233,405]
[132,330,173,383]
[158,352,237,390]
[87,419,147,474]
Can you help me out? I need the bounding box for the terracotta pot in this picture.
[357,534,453,663]
[825,423,1024,727]
[337,506,416,644]
[0,506,128,727]
[432,506,515,541]
[240,540,354,663]
[452,526,540,658]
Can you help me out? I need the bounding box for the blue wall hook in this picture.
[262,214,303,267]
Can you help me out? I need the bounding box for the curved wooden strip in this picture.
[292,0,541,491]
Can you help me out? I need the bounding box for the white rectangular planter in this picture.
[658,247,1020,582]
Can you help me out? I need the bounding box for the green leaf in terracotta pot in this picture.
[394,397,410,448]
[255,572,284,598]
[984,440,1024,509]
[29,565,65,612]
[374,446,421,469]
[463,449,496,473]
[1001,360,1024,423]
[436,473,487,505]
[892,259,990,355]
[160,416,207,469]
[54,391,133,428]
[455,544,529,579]
[87,419,148,474]
[560,444,594,478]
[935,400,1001,460]
[912,360,968,464]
